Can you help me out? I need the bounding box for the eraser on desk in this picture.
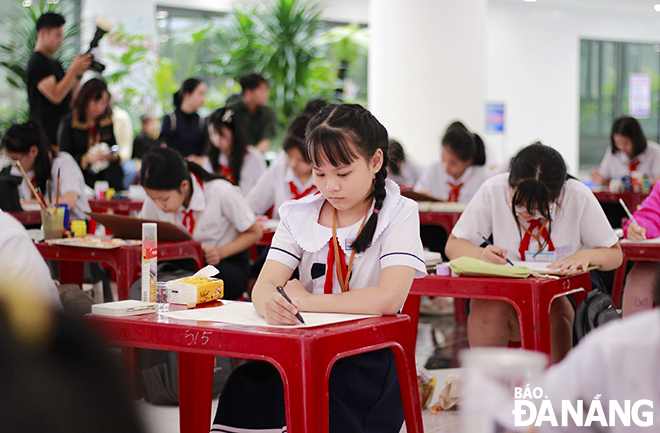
[436,263,451,276]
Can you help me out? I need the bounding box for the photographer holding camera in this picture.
[27,12,92,146]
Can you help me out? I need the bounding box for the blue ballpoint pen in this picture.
[477,231,514,266]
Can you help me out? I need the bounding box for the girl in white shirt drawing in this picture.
[211,104,426,433]
[446,143,622,363]
[415,122,492,202]
[2,120,90,221]
[246,114,317,219]
[592,116,660,187]
[139,146,262,299]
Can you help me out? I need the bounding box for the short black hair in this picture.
[36,12,65,33]
[239,73,267,92]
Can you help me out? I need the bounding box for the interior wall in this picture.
[487,1,660,175]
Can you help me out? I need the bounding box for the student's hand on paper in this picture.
[263,281,307,325]
[590,167,606,186]
[481,245,509,265]
[627,222,647,241]
[548,250,591,272]
[202,245,223,265]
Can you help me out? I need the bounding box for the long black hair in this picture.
[306,104,389,254]
[610,116,647,158]
[205,107,248,186]
[508,142,568,252]
[1,120,57,193]
[140,146,221,193]
[173,78,203,110]
[442,123,486,166]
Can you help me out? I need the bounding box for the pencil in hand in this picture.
[276,285,305,324]
[477,231,514,266]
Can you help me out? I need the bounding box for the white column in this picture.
[368,0,488,164]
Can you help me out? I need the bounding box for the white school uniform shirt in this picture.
[389,158,425,189]
[414,163,493,202]
[0,210,61,308]
[598,141,660,181]
[451,173,619,261]
[201,146,267,194]
[537,309,660,433]
[139,175,256,248]
[10,151,91,221]
[267,179,427,294]
[246,158,316,219]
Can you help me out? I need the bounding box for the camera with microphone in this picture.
[85,15,114,73]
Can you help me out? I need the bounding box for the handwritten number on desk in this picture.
[184,330,212,346]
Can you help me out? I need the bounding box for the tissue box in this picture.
[167,276,224,307]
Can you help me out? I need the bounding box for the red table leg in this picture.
[178,352,215,433]
[58,261,84,286]
[401,294,421,344]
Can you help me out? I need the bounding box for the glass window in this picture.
[580,39,660,171]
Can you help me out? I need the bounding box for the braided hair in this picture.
[305,104,389,254]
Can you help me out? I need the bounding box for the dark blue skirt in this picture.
[211,348,404,433]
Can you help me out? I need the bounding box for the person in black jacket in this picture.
[57,78,123,190]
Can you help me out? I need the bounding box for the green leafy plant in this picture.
[103,25,164,127]
[198,0,335,125]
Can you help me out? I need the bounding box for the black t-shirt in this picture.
[26,51,72,145]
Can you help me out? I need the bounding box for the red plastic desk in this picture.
[8,210,41,226]
[85,311,423,433]
[88,198,144,215]
[419,210,463,236]
[402,273,591,355]
[592,191,649,212]
[36,239,204,300]
[611,242,660,308]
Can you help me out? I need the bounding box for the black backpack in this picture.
[573,289,622,344]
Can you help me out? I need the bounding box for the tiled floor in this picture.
[133,300,469,433]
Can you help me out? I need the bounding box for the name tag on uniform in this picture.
[525,251,556,263]
[345,238,356,250]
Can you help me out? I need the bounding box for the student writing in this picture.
[246,114,317,219]
[445,143,622,363]
[139,147,262,299]
[415,122,492,202]
[592,116,660,187]
[2,120,90,221]
[211,104,426,433]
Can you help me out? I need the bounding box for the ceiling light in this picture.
[156,11,169,19]
[655,4,660,12]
